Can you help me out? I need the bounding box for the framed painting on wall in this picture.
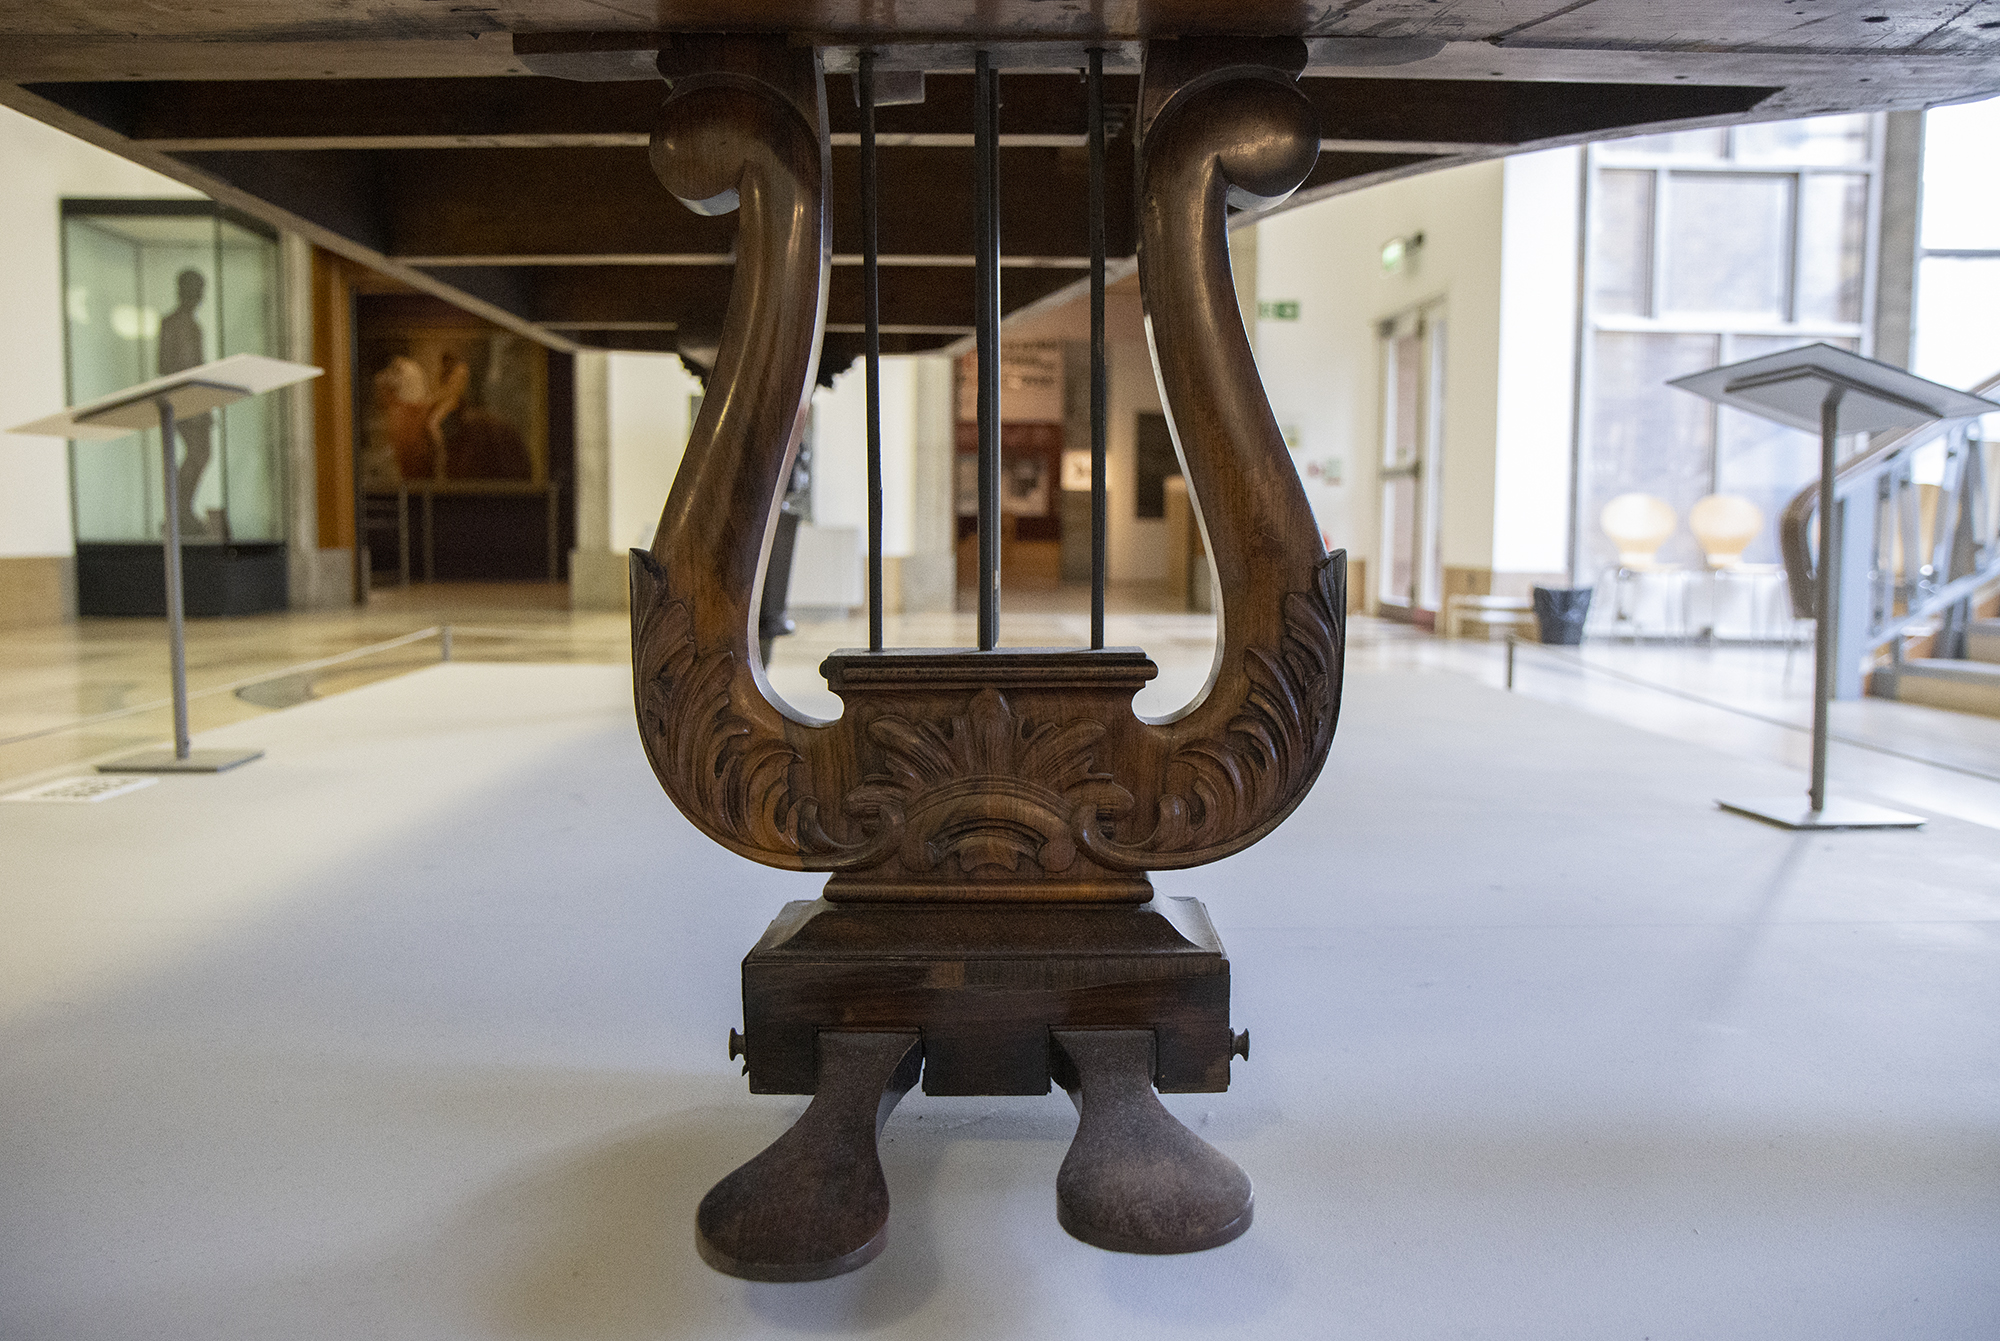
[360,326,547,486]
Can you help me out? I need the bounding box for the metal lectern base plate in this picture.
[97,747,264,775]
[1717,796,1926,830]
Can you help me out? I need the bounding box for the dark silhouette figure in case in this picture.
[157,269,216,536]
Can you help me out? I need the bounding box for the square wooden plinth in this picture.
[740,896,1236,1097]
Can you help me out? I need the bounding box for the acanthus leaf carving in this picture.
[849,687,1134,881]
[630,549,894,871]
[1080,551,1346,871]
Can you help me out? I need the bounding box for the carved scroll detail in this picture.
[852,689,1133,881]
[1082,553,1346,871]
[629,37,1346,901]
[632,550,891,870]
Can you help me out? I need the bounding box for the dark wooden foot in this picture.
[1051,1029,1254,1255]
[696,1031,921,1281]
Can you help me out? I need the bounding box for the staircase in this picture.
[1871,611,2000,717]
[1780,371,2000,717]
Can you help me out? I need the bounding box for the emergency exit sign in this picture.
[1257,300,1300,320]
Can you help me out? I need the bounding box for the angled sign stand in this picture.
[12,354,322,774]
[1670,344,1996,830]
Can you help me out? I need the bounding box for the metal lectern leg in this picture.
[1716,385,1919,830]
[1810,388,1840,814]
[159,396,191,760]
[95,395,262,775]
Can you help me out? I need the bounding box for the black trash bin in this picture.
[1532,586,1592,645]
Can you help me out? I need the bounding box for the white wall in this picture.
[605,350,702,552]
[0,107,200,559]
[1000,288,1163,583]
[1254,159,1507,585]
[810,357,927,558]
[1914,95,2000,391]
[1491,148,1582,576]
[1253,152,1580,593]
[1110,319,1168,582]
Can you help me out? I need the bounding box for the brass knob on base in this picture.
[1231,1030,1250,1061]
[728,1028,746,1062]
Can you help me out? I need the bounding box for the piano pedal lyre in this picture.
[636,33,1341,1279]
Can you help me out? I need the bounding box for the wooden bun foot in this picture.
[696,1031,921,1281]
[1051,1030,1254,1255]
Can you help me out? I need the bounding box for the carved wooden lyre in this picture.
[631,34,1344,1279]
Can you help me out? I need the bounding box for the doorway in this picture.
[1376,303,1446,622]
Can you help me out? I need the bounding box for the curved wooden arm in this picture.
[646,50,828,686]
[631,43,890,872]
[1077,42,1347,872]
[631,38,1344,896]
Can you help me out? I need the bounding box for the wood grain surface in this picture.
[631,37,1347,904]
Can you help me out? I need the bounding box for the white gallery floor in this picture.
[3,660,1997,1340]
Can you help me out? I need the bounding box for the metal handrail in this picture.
[0,622,626,752]
[1501,634,2000,785]
[1778,368,2000,654]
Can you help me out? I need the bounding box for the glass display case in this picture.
[62,200,290,615]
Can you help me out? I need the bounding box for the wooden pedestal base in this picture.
[739,896,1238,1096]
[696,897,1252,1279]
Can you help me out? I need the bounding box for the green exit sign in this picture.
[1258,300,1300,321]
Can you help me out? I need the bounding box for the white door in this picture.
[1376,304,1446,617]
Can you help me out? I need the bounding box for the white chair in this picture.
[1601,493,1684,639]
[1688,493,1789,642]
[1688,493,1762,570]
[1602,493,1677,569]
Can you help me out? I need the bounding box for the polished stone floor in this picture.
[3,658,1995,1339]
[0,583,625,784]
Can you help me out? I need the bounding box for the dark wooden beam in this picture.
[561,328,959,363]
[350,142,1134,261]
[165,149,391,254]
[35,73,1769,156]
[515,262,1076,328]
[7,0,1996,55]
[1295,77,1779,146]
[0,59,1900,354]
[25,73,1138,147]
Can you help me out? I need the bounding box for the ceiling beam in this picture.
[26,72,1777,159]
[516,263,1079,330]
[1296,77,1779,145]
[276,142,1138,262]
[0,81,580,353]
[24,73,1135,148]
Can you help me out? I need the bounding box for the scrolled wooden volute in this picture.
[631,37,1346,902]
[1079,38,1345,873]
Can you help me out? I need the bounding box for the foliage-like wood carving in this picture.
[632,549,891,871]
[1080,553,1346,871]
[632,37,1344,904]
[858,688,1131,880]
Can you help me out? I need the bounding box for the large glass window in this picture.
[1662,173,1793,318]
[1913,95,2000,393]
[1591,170,1654,316]
[1577,115,1879,573]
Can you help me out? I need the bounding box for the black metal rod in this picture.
[861,50,885,653]
[975,50,1002,650]
[1088,48,1108,650]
